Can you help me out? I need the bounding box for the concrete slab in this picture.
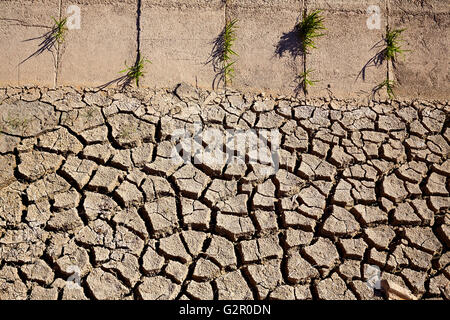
[307,0,386,12]
[306,1,387,98]
[58,0,137,87]
[140,0,224,89]
[229,0,303,94]
[0,0,59,87]
[390,0,450,15]
[390,13,449,100]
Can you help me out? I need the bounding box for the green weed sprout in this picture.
[223,19,239,85]
[298,69,318,93]
[51,16,68,44]
[298,10,326,53]
[119,56,151,87]
[374,79,396,99]
[384,28,408,62]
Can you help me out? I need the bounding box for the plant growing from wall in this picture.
[19,16,68,66]
[383,28,408,62]
[297,10,326,94]
[51,16,68,44]
[374,27,408,99]
[298,10,326,54]
[223,19,239,86]
[374,79,395,99]
[119,54,151,87]
[298,69,318,93]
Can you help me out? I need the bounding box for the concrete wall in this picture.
[0,0,448,100]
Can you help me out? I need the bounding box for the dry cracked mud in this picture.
[0,84,449,300]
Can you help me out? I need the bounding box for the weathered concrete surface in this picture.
[229,0,303,94]
[0,0,59,86]
[140,0,224,89]
[0,84,448,300]
[0,0,449,98]
[307,0,387,99]
[390,10,450,100]
[58,0,137,86]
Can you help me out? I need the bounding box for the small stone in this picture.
[245,260,283,299]
[114,180,143,206]
[215,271,253,300]
[382,174,408,202]
[364,225,396,250]
[165,260,189,284]
[238,235,283,263]
[86,268,129,300]
[403,227,443,254]
[18,151,64,181]
[286,252,319,284]
[205,235,237,268]
[186,281,214,300]
[88,166,124,193]
[61,156,97,189]
[159,233,191,263]
[380,279,417,300]
[321,205,360,237]
[316,273,356,300]
[172,164,210,198]
[137,276,180,300]
[142,244,165,275]
[192,258,221,281]
[181,230,206,257]
[393,202,422,226]
[303,238,339,274]
[216,213,255,241]
[180,198,211,230]
[20,259,54,285]
[53,189,80,210]
[338,238,368,260]
[143,197,178,236]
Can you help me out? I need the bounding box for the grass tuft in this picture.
[383,28,408,62]
[119,56,151,87]
[223,19,239,86]
[298,69,318,94]
[51,16,68,44]
[374,79,396,99]
[298,10,326,53]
